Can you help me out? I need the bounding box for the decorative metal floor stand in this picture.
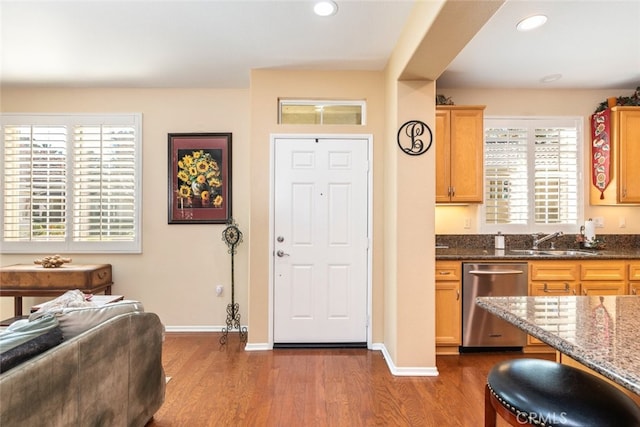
[219,219,247,345]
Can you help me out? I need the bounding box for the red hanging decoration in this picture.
[590,109,611,199]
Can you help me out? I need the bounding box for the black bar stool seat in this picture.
[485,358,640,427]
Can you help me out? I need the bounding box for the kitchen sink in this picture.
[508,249,599,256]
[540,250,599,256]
[509,249,544,255]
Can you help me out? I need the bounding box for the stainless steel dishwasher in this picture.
[461,263,528,351]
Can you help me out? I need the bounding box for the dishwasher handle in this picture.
[468,269,525,275]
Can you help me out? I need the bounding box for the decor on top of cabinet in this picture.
[435,94,454,105]
[594,86,640,113]
[590,87,640,201]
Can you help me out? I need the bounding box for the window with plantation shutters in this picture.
[1,114,142,253]
[481,117,583,234]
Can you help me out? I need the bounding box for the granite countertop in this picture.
[436,247,640,260]
[476,295,640,395]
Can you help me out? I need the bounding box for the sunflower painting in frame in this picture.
[168,133,231,224]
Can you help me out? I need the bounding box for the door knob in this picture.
[276,250,290,257]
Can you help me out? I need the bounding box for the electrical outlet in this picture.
[464,218,471,229]
[593,217,604,228]
[619,217,626,228]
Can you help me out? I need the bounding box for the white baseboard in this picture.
[164,325,245,333]
[244,343,272,351]
[377,344,440,377]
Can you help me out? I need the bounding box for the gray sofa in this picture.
[0,311,165,426]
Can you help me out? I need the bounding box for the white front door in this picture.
[273,136,369,344]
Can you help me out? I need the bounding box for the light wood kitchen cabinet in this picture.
[435,106,485,203]
[435,261,461,354]
[529,261,580,285]
[580,261,627,296]
[590,106,640,205]
[628,261,640,295]
[528,261,579,348]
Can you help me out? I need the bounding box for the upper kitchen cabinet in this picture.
[590,106,640,205]
[435,106,485,203]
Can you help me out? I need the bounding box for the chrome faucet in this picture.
[532,231,563,250]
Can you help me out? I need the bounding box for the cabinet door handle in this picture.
[543,283,570,293]
[438,271,451,275]
[632,288,637,295]
[456,289,460,301]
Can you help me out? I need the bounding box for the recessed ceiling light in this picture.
[314,1,338,17]
[516,14,548,31]
[540,73,562,83]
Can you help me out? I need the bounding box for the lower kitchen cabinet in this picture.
[527,261,579,349]
[435,261,461,354]
[580,261,627,296]
[628,261,640,295]
[433,258,638,355]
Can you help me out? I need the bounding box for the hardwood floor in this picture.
[148,333,553,427]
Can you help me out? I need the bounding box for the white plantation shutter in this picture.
[484,127,529,225]
[482,117,582,234]
[533,127,579,225]
[2,125,68,241]
[1,114,142,253]
[73,125,136,242]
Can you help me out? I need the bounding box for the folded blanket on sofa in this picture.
[0,327,64,373]
[0,315,59,353]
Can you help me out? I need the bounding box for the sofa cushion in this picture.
[0,315,59,353]
[55,300,144,339]
[0,326,64,373]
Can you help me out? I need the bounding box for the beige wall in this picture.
[434,88,640,235]
[394,80,437,367]
[0,88,252,326]
[379,0,501,370]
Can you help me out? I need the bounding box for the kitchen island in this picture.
[476,295,640,398]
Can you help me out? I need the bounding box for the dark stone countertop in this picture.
[476,295,640,396]
[436,247,640,261]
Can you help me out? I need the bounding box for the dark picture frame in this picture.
[168,132,232,224]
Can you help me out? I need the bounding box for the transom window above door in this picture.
[278,99,366,125]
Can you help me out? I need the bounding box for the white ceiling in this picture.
[437,0,640,90]
[1,0,639,90]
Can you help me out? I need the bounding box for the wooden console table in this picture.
[0,264,113,321]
